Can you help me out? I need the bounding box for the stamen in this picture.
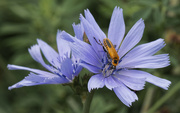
[102,63,114,78]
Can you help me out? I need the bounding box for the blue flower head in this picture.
[64,7,171,107]
[8,23,83,90]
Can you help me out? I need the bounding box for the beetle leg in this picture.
[107,53,111,59]
[110,65,116,70]
[94,37,107,52]
[118,59,122,63]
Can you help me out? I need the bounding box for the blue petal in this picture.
[8,73,69,90]
[104,76,120,90]
[119,54,170,69]
[113,82,138,107]
[84,9,106,40]
[71,53,83,78]
[37,39,60,67]
[115,73,146,90]
[60,31,75,42]
[108,7,125,50]
[56,30,71,58]
[119,70,171,90]
[28,44,52,71]
[61,58,73,81]
[80,15,104,58]
[72,23,84,40]
[7,64,69,82]
[88,74,105,92]
[123,38,166,59]
[80,62,101,73]
[73,65,83,77]
[70,38,102,68]
[118,19,145,59]
[60,30,102,68]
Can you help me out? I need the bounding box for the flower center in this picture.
[101,54,116,77]
[102,64,115,77]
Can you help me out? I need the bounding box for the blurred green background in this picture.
[0,0,180,113]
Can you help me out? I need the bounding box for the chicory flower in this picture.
[62,7,171,107]
[8,23,83,90]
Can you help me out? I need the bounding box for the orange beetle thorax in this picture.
[103,38,119,66]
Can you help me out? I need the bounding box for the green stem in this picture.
[147,81,180,113]
[140,87,155,113]
[82,90,95,113]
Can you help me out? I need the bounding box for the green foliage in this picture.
[0,0,180,113]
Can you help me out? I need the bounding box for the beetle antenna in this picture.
[93,37,103,46]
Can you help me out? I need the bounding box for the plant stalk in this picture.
[82,90,95,113]
[147,81,180,113]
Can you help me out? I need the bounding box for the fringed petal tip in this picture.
[114,6,123,12]
[79,14,84,20]
[7,64,15,70]
[124,100,137,107]
[125,70,171,90]
[84,9,90,14]
[72,22,75,26]
[88,87,99,92]
[72,22,84,40]
[150,77,171,90]
[28,44,39,50]
[140,18,143,21]
[105,86,119,91]
[136,18,145,28]
[88,74,105,92]
[162,80,171,90]
[56,30,61,37]
[88,82,105,92]
[56,30,62,40]
[36,38,42,43]
[113,86,138,107]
